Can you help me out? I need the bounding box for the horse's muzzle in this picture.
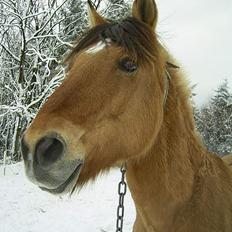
[21,133,84,195]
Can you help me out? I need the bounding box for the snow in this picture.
[0,162,135,232]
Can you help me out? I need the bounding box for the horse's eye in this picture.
[118,57,138,73]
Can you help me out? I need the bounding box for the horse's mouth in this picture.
[40,161,83,195]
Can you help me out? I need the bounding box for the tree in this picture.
[0,0,70,162]
[103,0,131,20]
[196,79,232,156]
[0,0,131,165]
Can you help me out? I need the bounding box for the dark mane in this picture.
[65,17,159,65]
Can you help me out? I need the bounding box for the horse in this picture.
[21,0,232,231]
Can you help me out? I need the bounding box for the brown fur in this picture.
[23,0,232,231]
[222,154,232,166]
[87,0,107,26]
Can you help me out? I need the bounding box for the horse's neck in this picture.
[126,70,205,231]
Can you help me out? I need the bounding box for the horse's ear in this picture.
[132,0,158,29]
[87,0,107,27]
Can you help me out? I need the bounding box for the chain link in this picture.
[116,164,127,232]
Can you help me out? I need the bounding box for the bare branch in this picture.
[28,0,70,41]
[0,43,20,62]
[22,10,48,21]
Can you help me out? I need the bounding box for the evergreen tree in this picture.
[211,80,232,155]
[196,79,232,156]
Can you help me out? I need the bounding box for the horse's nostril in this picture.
[35,136,64,168]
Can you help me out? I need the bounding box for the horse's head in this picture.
[21,0,168,194]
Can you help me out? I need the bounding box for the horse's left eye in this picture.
[118,57,138,73]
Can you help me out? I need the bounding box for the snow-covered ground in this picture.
[0,162,135,232]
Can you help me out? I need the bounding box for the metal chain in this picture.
[116,164,127,232]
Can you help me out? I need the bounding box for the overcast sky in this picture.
[155,0,232,105]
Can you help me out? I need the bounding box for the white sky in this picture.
[155,0,232,106]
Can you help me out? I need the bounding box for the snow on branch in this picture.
[30,35,73,48]
[30,0,70,39]
[0,43,20,62]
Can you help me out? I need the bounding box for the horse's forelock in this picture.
[65,17,158,67]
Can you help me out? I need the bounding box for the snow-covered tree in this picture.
[103,0,131,20]
[0,0,70,162]
[196,79,232,156]
[0,0,131,165]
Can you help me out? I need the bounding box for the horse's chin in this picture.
[39,162,84,195]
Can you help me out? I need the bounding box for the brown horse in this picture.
[21,0,232,231]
